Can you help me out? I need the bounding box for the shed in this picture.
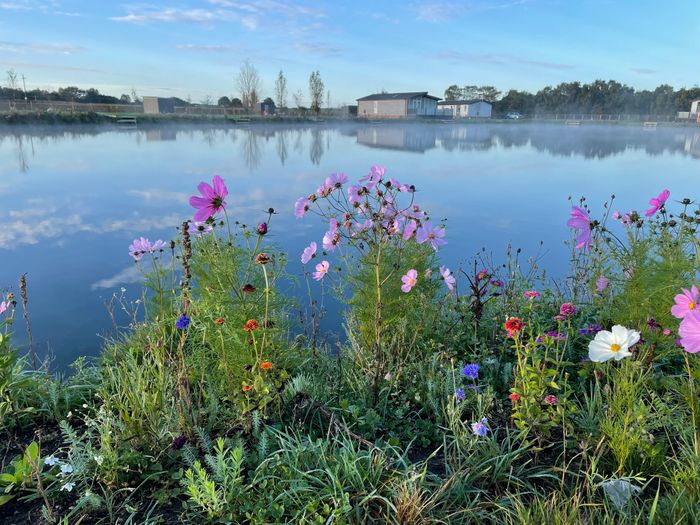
[437,99,492,118]
[357,92,440,118]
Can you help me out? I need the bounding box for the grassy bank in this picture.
[1,170,699,524]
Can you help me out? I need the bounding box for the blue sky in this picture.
[1,0,698,105]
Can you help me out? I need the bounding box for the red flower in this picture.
[242,384,252,392]
[260,361,272,370]
[508,392,521,402]
[544,394,558,405]
[505,317,524,333]
[244,319,260,332]
[213,317,225,325]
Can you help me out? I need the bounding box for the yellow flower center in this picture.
[690,302,696,310]
[610,343,621,352]
[409,278,416,285]
[428,233,435,239]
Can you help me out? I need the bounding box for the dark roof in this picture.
[357,92,440,101]
[438,99,492,105]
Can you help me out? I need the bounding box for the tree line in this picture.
[445,81,700,116]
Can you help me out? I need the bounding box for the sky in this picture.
[1,0,699,106]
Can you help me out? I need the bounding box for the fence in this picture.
[531,113,684,122]
[0,100,143,113]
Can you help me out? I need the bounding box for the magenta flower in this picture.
[189,175,228,222]
[645,189,670,217]
[257,222,268,235]
[671,285,699,319]
[301,241,317,264]
[567,206,592,250]
[679,310,700,353]
[439,266,456,291]
[560,303,577,317]
[312,260,329,281]
[294,197,311,218]
[401,269,418,293]
[415,221,447,251]
[544,395,558,405]
[523,290,541,300]
[596,275,609,292]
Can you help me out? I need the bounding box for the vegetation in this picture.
[1,169,700,524]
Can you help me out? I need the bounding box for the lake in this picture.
[1,122,699,369]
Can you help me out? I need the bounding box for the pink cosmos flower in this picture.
[322,230,339,251]
[401,269,418,293]
[679,310,700,353]
[645,189,670,217]
[129,237,166,262]
[596,275,609,292]
[189,175,228,222]
[313,260,329,281]
[0,301,7,315]
[415,221,447,251]
[523,290,541,300]
[348,185,363,205]
[294,197,311,218]
[301,242,317,264]
[353,219,373,234]
[359,165,384,189]
[567,206,592,251]
[439,266,456,291]
[671,286,698,319]
[403,219,417,240]
[325,172,348,190]
[187,221,214,237]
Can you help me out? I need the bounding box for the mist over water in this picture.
[1,122,699,369]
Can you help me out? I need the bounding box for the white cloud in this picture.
[91,265,143,290]
[0,41,85,55]
[176,43,241,53]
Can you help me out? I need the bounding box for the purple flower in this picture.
[415,221,447,251]
[567,206,592,251]
[439,266,456,291]
[596,275,609,292]
[544,331,567,341]
[461,363,479,380]
[348,185,363,205]
[645,189,670,217]
[455,388,465,402]
[171,434,187,450]
[325,172,348,189]
[559,303,577,317]
[129,237,166,262]
[353,219,373,234]
[578,323,603,335]
[187,221,213,237]
[294,197,311,218]
[0,301,7,315]
[401,269,418,293]
[402,219,417,241]
[176,316,190,330]
[359,165,384,189]
[490,279,504,288]
[471,417,489,437]
[313,260,329,281]
[257,222,268,236]
[189,175,228,222]
[301,241,317,264]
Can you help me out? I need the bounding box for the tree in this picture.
[6,69,18,107]
[308,70,324,113]
[231,97,243,108]
[130,88,141,104]
[237,59,262,111]
[120,94,132,104]
[218,96,231,107]
[293,89,304,109]
[444,84,461,100]
[274,70,287,110]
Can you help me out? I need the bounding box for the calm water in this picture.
[1,122,699,369]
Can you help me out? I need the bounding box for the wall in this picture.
[358,99,407,118]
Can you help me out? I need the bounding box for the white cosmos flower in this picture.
[588,325,640,362]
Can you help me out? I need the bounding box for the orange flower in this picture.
[213,317,225,325]
[242,384,252,392]
[244,319,260,332]
[260,361,272,370]
[504,317,524,333]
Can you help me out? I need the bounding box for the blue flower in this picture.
[471,417,489,437]
[176,316,191,330]
[455,388,465,402]
[461,363,479,380]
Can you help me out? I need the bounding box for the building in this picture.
[357,92,440,118]
[142,96,176,114]
[437,99,492,118]
[691,99,700,118]
[256,100,276,115]
[356,126,437,153]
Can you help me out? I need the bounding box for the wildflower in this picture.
[578,323,603,335]
[128,237,166,261]
[94,455,104,465]
[567,206,593,250]
[242,384,253,392]
[243,319,260,332]
[588,325,640,362]
[176,316,190,330]
[671,286,699,319]
[553,314,566,321]
[44,455,59,467]
[544,331,567,341]
[471,417,489,437]
[476,268,489,281]
[189,175,228,222]
[415,221,447,251]
[401,269,418,293]
[60,482,75,492]
[384,372,391,381]
[662,328,672,336]
[0,301,7,314]
[439,266,456,291]
[455,388,465,402]
[325,172,348,189]
[242,284,256,293]
[359,165,384,189]
[461,363,480,380]
[301,241,317,264]
[645,189,670,217]
[322,230,340,251]
[523,290,541,300]
[260,361,272,370]
[348,185,364,205]
[505,317,524,333]
[490,279,504,288]
[171,434,187,450]
[256,253,271,265]
[213,317,225,325]
[187,221,214,237]
[402,219,417,240]
[313,260,330,281]
[257,222,268,235]
[596,275,609,292]
[646,318,661,331]
[60,464,74,475]
[559,303,577,317]
[508,392,521,402]
[679,310,700,354]
[544,395,558,405]
[294,197,311,218]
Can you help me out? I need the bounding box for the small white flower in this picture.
[67,411,73,418]
[588,325,640,362]
[120,287,126,292]
[82,404,88,409]
[60,482,75,492]
[44,455,59,467]
[384,372,391,381]
[60,464,74,475]
[94,455,104,466]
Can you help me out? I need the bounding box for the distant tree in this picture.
[308,70,324,113]
[120,94,132,104]
[444,84,461,100]
[130,88,141,104]
[218,96,231,107]
[237,59,262,111]
[6,69,19,108]
[231,97,243,108]
[263,97,274,105]
[274,70,288,109]
[293,89,304,109]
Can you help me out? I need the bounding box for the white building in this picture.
[437,99,492,119]
[691,99,700,118]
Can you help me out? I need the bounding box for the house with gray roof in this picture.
[438,99,492,118]
[357,92,440,119]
